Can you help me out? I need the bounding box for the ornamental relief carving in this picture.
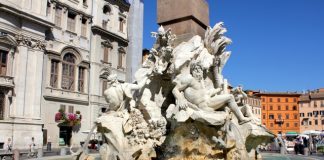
[15,34,47,50]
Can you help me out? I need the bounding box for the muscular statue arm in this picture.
[209,88,223,97]
[172,74,192,109]
[129,76,148,91]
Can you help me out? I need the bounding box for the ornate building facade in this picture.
[299,88,324,133]
[0,0,52,149]
[0,0,136,149]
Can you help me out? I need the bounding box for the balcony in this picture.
[43,87,89,105]
[0,75,14,88]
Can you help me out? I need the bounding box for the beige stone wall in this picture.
[299,99,324,132]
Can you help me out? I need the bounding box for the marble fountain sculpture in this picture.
[77,22,273,160]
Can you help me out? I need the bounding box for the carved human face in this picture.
[192,66,203,80]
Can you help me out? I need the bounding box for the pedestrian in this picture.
[5,138,12,153]
[27,137,37,158]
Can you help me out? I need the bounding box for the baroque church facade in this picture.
[0,0,139,149]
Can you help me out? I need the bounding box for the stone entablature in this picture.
[44,87,89,105]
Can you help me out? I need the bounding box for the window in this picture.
[55,7,62,27]
[102,20,108,29]
[321,100,324,107]
[102,79,107,96]
[314,111,319,117]
[78,67,85,92]
[292,106,297,110]
[61,53,76,90]
[286,114,289,119]
[67,12,76,32]
[322,119,324,125]
[314,101,318,107]
[294,114,298,119]
[278,105,281,110]
[286,123,289,127]
[60,105,66,112]
[315,119,318,125]
[103,47,109,63]
[103,5,111,14]
[50,60,59,88]
[286,106,289,110]
[119,18,124,32]
[68,106,74,113]
[263,114,266,119]
[270,123,273,127]
[307,112,312,117]
[47,3,51,16]
[262,98,265,102]
[300,113,304,117]
[320,110,324,116]
[270,98,272,102]
[293,98,297,102]
[278,114,282,119]
[262,106,265,110]
[277,98,280,102]
[0,92,4,120]
[0,50,8,76]
[309,121,312,125]
[81,18,87,37]
[118,47,126,69]
[270,106,273,110]
[269,114,274,119]
[294,123,298,127]
[285,98,288,102]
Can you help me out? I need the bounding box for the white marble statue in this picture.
[78,23,273,160]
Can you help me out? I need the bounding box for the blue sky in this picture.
[142,0,324,92]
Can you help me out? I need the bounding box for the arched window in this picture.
[103,5,111,14]
[102,5,111,29]
[61,53,76,90]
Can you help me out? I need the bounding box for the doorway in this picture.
[59,126,72,146]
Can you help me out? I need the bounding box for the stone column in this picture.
[76,14,82,36]
[62,7,68,31]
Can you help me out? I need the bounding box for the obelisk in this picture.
[157,0,209,45]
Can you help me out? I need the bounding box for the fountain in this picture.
[77,22,274,160]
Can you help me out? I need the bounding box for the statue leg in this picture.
[207,94,250,124]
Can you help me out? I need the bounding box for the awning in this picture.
[286,131,298,136]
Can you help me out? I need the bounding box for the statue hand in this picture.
[177,98,188,110]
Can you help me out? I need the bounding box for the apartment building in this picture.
[299,88,324,133]
[254,92,301,135]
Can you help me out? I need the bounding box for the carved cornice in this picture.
[0,34,18,47]
[50,0,92,19]
[101,40,113,48]
[0,3,54,28]
[15,34,46,50]
[92,25,128,46]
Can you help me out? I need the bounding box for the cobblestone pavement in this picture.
[262,152,324,160]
